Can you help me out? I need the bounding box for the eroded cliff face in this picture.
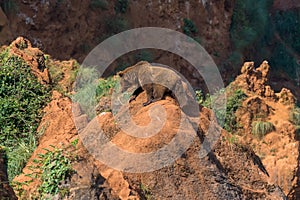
[0,0,234,65]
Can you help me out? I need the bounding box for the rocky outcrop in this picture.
[66,158,119,200]
[9,37,50,84]
[277,88,296,105]
[236,96,272,131]
[238,61,271,96]
[235,60,296,105]
[232,61,299,197]
[87,91,286,199]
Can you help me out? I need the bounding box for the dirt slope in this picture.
[93,93,286,199]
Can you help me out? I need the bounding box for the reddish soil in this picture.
[233,60,300,197]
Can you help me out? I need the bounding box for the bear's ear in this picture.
[117,71,124,77]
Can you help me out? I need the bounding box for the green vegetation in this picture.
[251,121,274,139]
[274,10,300,54]
[196,89,246,133]
[227,134,238,144]
[47,61,63,86]
[13,145,74,199]
[183,18,198,37]
[73,70,119,117]
[114,0,128,14]
[195,89,213,108]
[96,14,130,43]
[46,58,79,95]
[270,10,300,80]
[295,126,300,141]
[79,43,91,54]
[229,0,271,66]
[104,16,129,36]
[36,146,73,198]
[89,0,109,10]
[134,49,154,63]
[0,0,18,14]
[140,183,153,200]
[0,49,50,180]
[286,106,300,139]
[195,90,205,105]
[182,18,201,44]
[6,133,37,182]
[223,89,247,132]
[71,138,79,148]
[72,67,98,119]
[230,0,300,82]
[95,76,119,100]
[96,1,130,42]
[105,16,128,34]
[230,0,270,51]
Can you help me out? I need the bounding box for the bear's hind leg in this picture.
[151,85,166,103]
[143,84,154,106]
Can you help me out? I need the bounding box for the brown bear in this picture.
[117,61,198,116]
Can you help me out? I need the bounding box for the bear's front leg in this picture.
[129,95,137,102]
[143,84,153,106]
[143,99,153,106]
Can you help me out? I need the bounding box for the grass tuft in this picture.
[252,121,274,139]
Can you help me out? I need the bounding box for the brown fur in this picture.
[118,61,175,106]
[118,61,199,117]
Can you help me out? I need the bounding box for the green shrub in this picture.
[96,76,119,100]
[289,107,300,125]
[195,90,205,105]
[104,16,128,34]
[73,68,98,119]
[198,89,246,132]
[0,0,18,14]
[195,89,214,108]
[140,183,153,200]
[6,133,37,181]
[269,43,299,80]
[274,10,300,53]
[114,0,128,14]
[230,0,300,84]
[183,18,198,37]
[79,43,91,54]
[0,49,49,180]
[229,0,272,71]
[134,49,154,63]
[252,121,274,139]
[89,0,109,10]
[224,89,247,132]
[230,0,270,51]
[32,146,74,198]
[46,59,79,96]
